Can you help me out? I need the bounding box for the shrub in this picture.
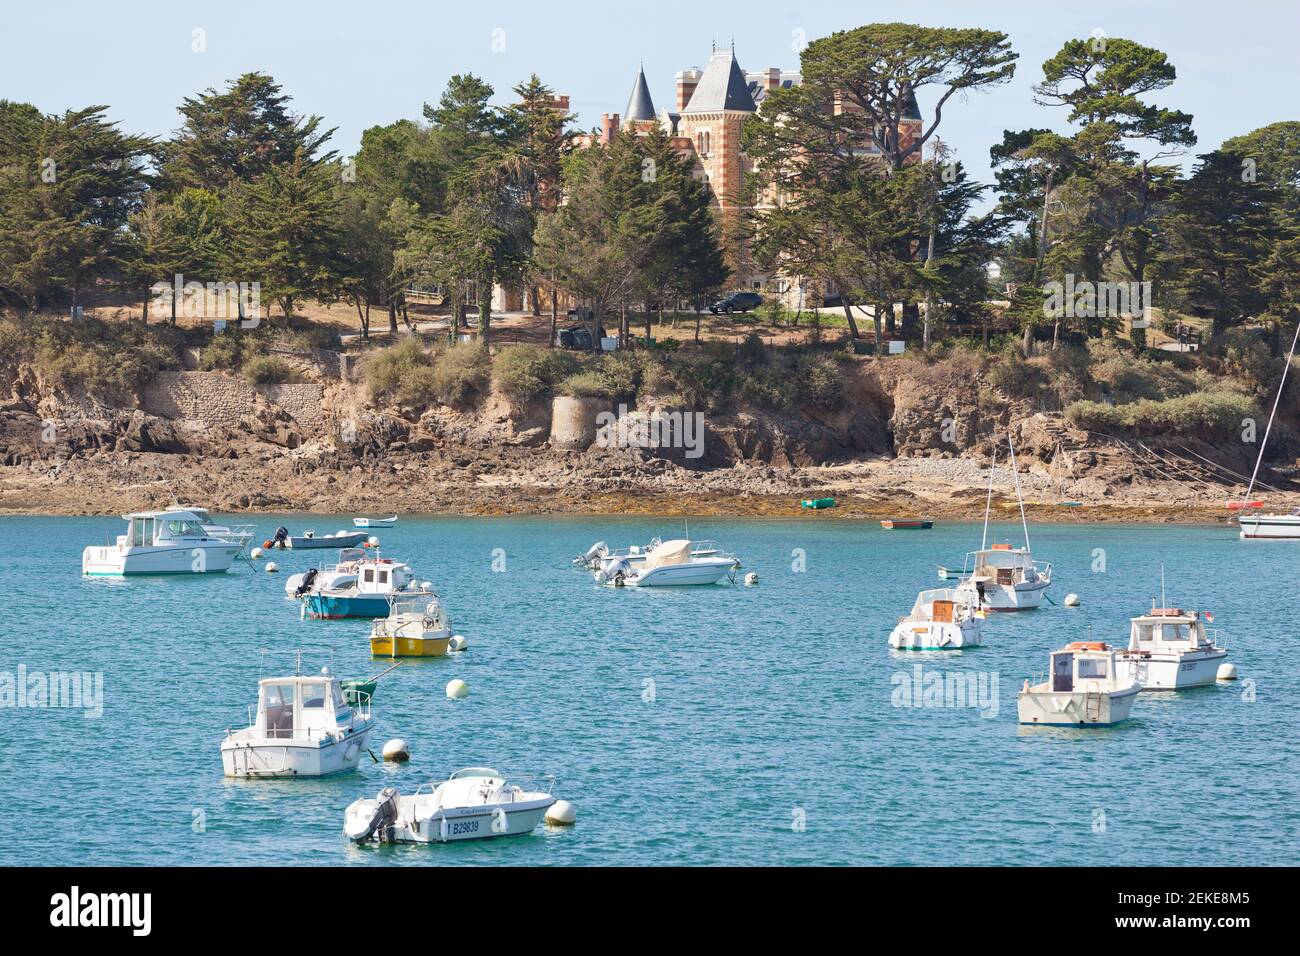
[493,344,580,404]
[557,370,614,398]
[362,337,433,405]
[18,316,182,401]
[243,356,296,385]
[1066,390,1255,439]
[428,342,490,406]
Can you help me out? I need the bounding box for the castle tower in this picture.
[624,65,657,130]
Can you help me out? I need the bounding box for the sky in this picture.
[2,0,1297,200]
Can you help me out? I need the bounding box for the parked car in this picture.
[556,326,594,350]
[709,291,764,314]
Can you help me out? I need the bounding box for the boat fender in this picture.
[449,635,467,652]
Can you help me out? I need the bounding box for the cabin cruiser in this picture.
[221,667,374,777]
[593,539,737,587]
[295,548,426,618]
[82,509,248,575]
[344,768,556,844]
[575,538,724,570]
[370,593,454,657]
[1018,642,1140,726]
[889,588,983,650]
[954,544,1052,611]
[1118,606,1228,689]
[353,516,397,528]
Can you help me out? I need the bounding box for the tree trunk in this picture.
[872,303,884,353]
[840,300,862,340]
[478,271,492,347]
[549,288,559,349]
[355,295,369,340]
[694,306,702,344]
[1022,322,1034,358]
[142,290,149,325]
[530,286,542,317]
[388,300,398,336]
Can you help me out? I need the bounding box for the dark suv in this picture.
[709,291,764,314]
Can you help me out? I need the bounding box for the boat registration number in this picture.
[449,820,480,835]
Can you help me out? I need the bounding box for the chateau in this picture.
[496,44,922,313]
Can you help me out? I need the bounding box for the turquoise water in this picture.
[0,516,1295,866]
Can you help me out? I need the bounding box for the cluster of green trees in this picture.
[744,23,1300,354]
[0,71,728,346]
[3,22,1298,360]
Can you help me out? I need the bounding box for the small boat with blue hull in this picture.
[296,549,427,619]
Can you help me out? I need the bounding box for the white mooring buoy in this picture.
[265,561,279,573]
[546,800,577,826]
[744,572,759,586]
[1217,663,1238,681]
[368,535,381,547]
[250,546,264,559]
[382,739,410,762]
[446,678,469,700]
[448,635,467,652]
[1063,593,1080,607]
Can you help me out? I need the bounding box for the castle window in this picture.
[697,130,710,157]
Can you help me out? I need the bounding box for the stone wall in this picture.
[142,371,325,429]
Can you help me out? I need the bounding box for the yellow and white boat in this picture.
[370,594,454,657]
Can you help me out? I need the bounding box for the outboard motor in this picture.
[273,526,290,550]
[294,568,319,598]
[576,541,607,568]
[344,786,401,843]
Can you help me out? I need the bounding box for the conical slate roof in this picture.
[625,66,657,122]
[683,49,756,113]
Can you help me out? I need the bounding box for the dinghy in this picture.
[344,768,556,844]
[353,516,398,528]
[881,518,932,529]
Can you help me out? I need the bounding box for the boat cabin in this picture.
[118,510,212,547]
[1049,643,1114,693]
[905,588,970,623]
[1127,609,1211,653]
[967,545,1037,585]
[251,672,361,741]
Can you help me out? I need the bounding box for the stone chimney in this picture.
[676,68,702,111]
[600,112,620,143]
[766,67,781,91]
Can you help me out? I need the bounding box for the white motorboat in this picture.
[575,538,724,570]
[953,438,1052,610]
[221,666,374,778]
[353,516,398,528]
[82,509,247,575]
[1118,605,1228,690]
[1018,642,1140,726]
[1235,321,1300,538]
[268,526,370,550]
[370,592,454,657]
[593,538,737,587]
[344,768,556,844]
[889,588,983,650]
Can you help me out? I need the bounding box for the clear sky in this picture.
[2,0,1297,196]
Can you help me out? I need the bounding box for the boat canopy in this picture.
[644,539,691,569]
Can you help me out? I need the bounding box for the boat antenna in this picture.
[981,447,996,551]
[1006,429,1031,551]
[1160,563,1166,609]
[1244,317,1300,501]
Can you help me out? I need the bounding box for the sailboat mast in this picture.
[1007,430,1031,551]
[981,448,996,551]
[1245,319,1300,500]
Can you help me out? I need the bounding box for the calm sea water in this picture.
[0,515,1294,866]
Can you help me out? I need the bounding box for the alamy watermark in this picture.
[1043,274,1151,327]
[1,664,103,718]
[150,272,261,327]
[891,664,999,719]
[594,404,705,459]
